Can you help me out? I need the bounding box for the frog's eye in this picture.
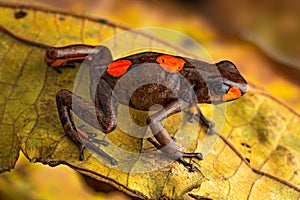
[211,83,230,95]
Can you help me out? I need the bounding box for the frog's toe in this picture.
[78,125,108,146]
[110,158,118,165]
[176,152,203,172]
[177,156,197,172]
[182,152,203,160]
[88,138,109,146]
[87,132,97,138]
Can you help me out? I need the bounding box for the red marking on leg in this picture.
[77,128,89,139]
[44,56,89,67]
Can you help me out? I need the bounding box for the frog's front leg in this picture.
[146,100,203,172]
[56,89,118,165]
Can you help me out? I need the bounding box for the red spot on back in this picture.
[156,55,186,73]
[107,59,132,77]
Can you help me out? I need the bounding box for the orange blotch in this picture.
[222,87,242,101]
[107,59,132,77]
[77,128,89,139]
[156,55,185,73]
[44,56,89,67]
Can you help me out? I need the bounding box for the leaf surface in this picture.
[0,2,299,199]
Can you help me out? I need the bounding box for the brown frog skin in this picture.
[45,44,248,171]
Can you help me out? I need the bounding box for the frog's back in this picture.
[104,52,185,78]
[100,52,203,110]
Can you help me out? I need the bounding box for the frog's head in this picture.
[207,60,248,103]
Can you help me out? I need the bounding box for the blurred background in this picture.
[1,0,299,199]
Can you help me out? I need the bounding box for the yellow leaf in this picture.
[0,2,299,199]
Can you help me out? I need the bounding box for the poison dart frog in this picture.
[45,44,247,171]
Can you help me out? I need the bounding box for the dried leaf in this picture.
[0,2,299,199]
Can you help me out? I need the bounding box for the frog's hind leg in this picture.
[87,45,113,102]
[146,100,203,172]
[56,89,117,165]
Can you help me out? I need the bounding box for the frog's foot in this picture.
[78,142,117,165]
[177,152,203,172]
[77,125,109,146]
[88,136,109,146]
[76,126,116,165]
[147,138,202,172]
